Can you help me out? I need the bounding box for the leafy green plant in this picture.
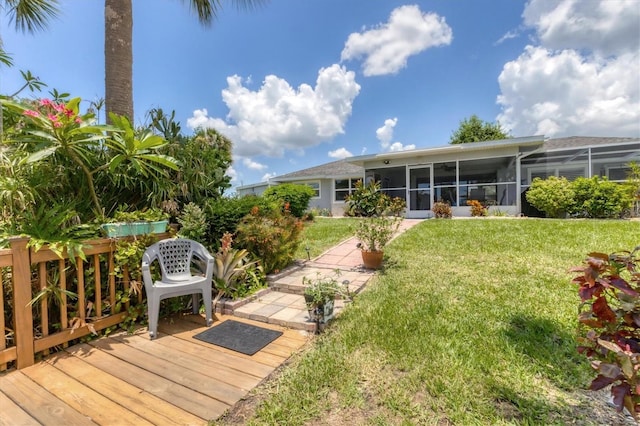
[525,176,575,218]
[235,206,304,274]
[344,180,390,217]
[354,216,400,252]
[112,206,167,222]
[467,199,487,217]
[571,176,633,218]
[264,183,316,218]
[211,232,263,313]
[432,201,452,218]
[571,247,640,420]
[303,270,349,308]
[177,202,207,241]
[204,195,277,249]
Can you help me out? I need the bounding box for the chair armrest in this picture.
[141,260,153,287]
[192,244,215,281]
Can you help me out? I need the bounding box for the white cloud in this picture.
[187,64,361,158]
[328,147,353,159]
[497,46,640,137]
[341,5,453,76]
[376,117,397,149]
[495,29,520,45]
[496,0,640,138]
[261,172,277,182]
[523,0,640,56]
[389,142,416,152]
[375,117,416,151]
[226,166,238,183]
[242,158,267,171]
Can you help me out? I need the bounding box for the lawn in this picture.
[295,217,361,260]
[218,218,638,425]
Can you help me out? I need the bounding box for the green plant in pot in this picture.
[303,270,346,326]
[355,215,401,269]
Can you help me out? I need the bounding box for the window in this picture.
[301,181,320,198]
[334,178,360,201]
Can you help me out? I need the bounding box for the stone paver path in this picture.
[226,219,423,332]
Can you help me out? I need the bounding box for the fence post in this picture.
[10,237,34,369]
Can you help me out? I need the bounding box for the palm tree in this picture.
[1,0,59,33]
[104,0,264,123]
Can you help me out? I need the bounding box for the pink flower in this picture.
[39,99,53,107]
[47,113,59,122]
[74,117,82,124]
[52,103,65,113]
[23,110,40,117]
[64,108,74,118]
[53,121,63,128]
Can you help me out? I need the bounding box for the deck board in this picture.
[0,316,309,425]
[43,352,203,426]
[0,370,97,425]
[0,390,40,426]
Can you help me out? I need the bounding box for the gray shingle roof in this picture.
[275,159,363,181]
[544,136,638,150]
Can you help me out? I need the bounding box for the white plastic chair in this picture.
[141,238,214,339]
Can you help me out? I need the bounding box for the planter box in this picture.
[101,220,168,237]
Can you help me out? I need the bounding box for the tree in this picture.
[1,0,59,33]
[449,114,510,144]
[104,0,264,122]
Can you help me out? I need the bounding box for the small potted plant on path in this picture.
[355,215,401,269]
[303,270,347,326]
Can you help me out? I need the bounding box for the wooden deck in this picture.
[0,315,310,425]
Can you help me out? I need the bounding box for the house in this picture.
[236,136,640,218]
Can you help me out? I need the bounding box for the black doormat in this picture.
[193,320,283,355]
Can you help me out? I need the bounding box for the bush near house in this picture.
[263,183,316,218]
[527,175,634,219]
[526,176,575,218]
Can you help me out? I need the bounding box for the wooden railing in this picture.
[1,234,168,370]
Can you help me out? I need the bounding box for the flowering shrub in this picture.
[235,206,304,274]
[571,247,640,420]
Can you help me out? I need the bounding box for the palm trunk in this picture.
[104,0,133,122]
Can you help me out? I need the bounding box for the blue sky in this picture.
[2,0,639,190]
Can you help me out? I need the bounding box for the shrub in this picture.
[572,176,633,218]
[466,199,487,217]
[432,201,452,218]
[387,197,407,217]
[525,176,575,218]
[204,196,277,249]
[235,206,304,274]
[571,247,640,420]
[344,180,390,217]
[177,202,207,241]
[263,183,315,218]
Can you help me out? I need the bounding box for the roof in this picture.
[274,159,363,181]
[543,136,639,150]
[347,135,545,165]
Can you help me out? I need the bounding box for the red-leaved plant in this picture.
[571,246,640,420]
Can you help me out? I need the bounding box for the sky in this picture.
[2,0,639,190]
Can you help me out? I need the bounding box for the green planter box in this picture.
[101,220,168,237]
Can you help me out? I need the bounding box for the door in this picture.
[408,166,431,216]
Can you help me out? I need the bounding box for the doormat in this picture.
[193,320,283,355]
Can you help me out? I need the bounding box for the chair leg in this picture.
[191,293,199,314]
[147,295,160,339]
[202,289,213,327]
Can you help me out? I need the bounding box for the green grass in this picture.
[295,217,361,260]
[225,219,638,425]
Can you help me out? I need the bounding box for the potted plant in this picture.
[303,270,346,325]
[355,215,401,269]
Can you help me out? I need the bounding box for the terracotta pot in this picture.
[361,250,384,269]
